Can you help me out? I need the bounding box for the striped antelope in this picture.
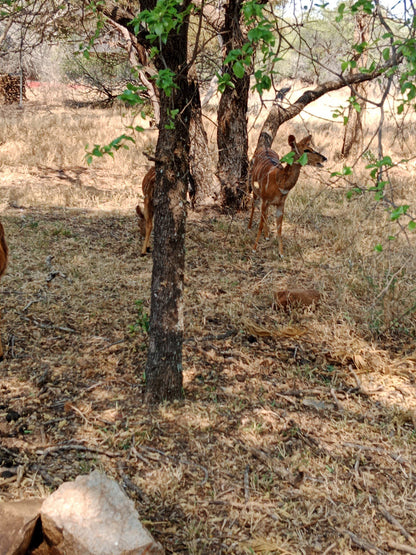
[0,221,8,360]
[248,134,327,255]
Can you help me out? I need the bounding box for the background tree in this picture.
[341,10,371,158]
[216,0,250,211]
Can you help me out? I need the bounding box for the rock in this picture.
[274,289,321,309]
[41,470,164,555]
[0,497,43,555]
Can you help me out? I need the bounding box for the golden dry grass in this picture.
[0,82,415,554]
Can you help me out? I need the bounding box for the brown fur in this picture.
[274,289,321,309]
[0,222,8,360]
[248,134,327,255]
[136,167,156,256]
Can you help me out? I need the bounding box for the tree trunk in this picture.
[144,3,194,403]
[217,0,250,212]
[341,88,366,158]
[341,12,370,159]
[188,63,219,204]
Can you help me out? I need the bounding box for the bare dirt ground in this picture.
[0,87,416,554]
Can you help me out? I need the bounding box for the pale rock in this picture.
[0,497,43,555]
[41,470,164,555]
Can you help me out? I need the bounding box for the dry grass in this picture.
[0,82,416,554]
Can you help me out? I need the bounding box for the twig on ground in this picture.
[37,443,121,459]
[322,543,337,555]
[31,464,57,486]
[275,392,298,405]
[117,462,147,502]
[341,528,387,554]
[97,339,126,351]
[22,298,42,312]
[20,314,76,333]
[43,415,76,427]
[330,388,344,411]
[138,445,209,486]
[343,442,410,466]
[130,445,151,465]
[348,364,362,391]
[378,506,414,543]
[244,464,250,502]
[65,403,89,424]
[15,464,25,487]
[388,541,416,554]
[210,499,280,521]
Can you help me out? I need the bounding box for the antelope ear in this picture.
[288,134,300,155]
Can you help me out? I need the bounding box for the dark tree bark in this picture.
[217,0,250,212]
[98,0,205,402]
[144,1,195,403]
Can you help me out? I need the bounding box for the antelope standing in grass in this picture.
[248,134,327,255]
[0,221,8,360]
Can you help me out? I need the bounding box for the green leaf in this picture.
[382,48,390,61]
[224,49,242,64]
[281,151,295,165]
[408,221,416,231]
[233,61,245,79]
[335,2,345,21]
[298,152,308,166]
[374,244,383,252]
[390,205,409,221]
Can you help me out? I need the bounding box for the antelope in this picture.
[0,221,8,360]
[248,134,327,255]
[136,166,196,256]
[136,167,156,256]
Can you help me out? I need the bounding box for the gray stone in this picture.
[0,498,44,555]
[41,471,164,555]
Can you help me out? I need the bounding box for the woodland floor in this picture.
[0,92,416,554]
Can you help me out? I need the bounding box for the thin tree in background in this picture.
[341,11,371,158]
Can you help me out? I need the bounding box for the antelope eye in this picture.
[304,149,312,153]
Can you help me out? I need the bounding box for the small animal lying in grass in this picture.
[274,289,321,309]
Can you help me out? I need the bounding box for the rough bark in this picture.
[144,2,194,403]
[217,0,250,211]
